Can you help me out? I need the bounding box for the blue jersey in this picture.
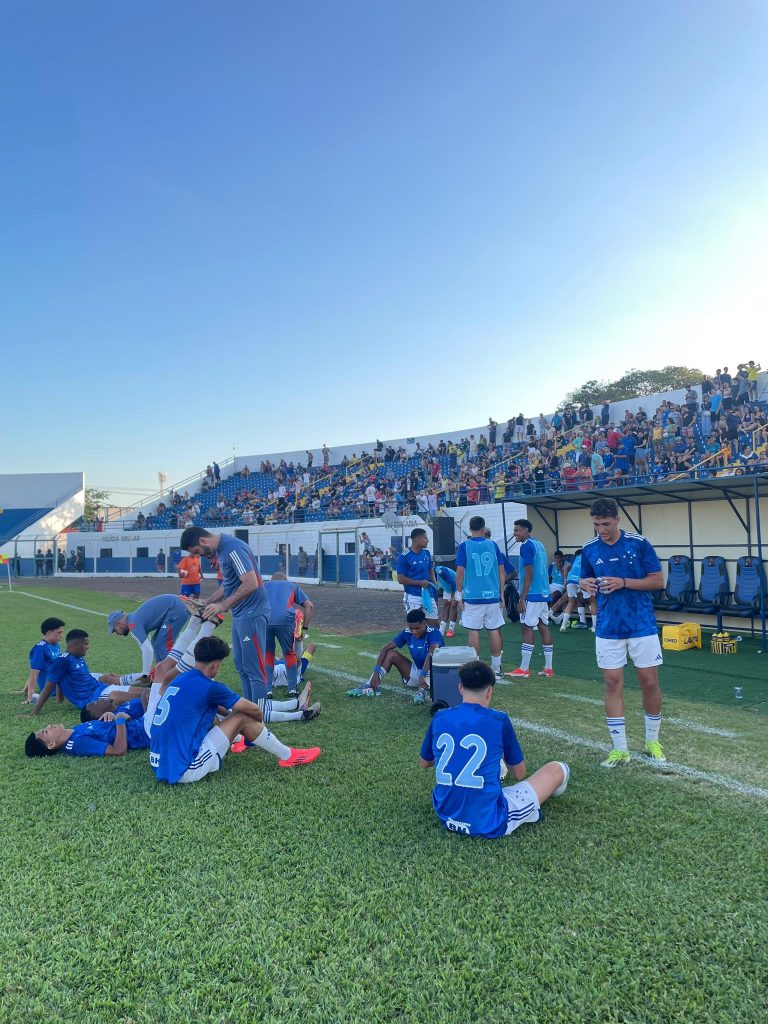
[47,654,105,708]
[549,562,564,586]
[566,555,582,584]
[264,579,309,627]
[519,538,549,602]
[392,626,445,670]
[420,704,527,839]
[397,548,434,596]
[118,697,146,720]
[456,537,503,603]
[216,534,269,620]
[580,531,661,639]
[435,566,457,595]
[149,669,240,784]
[126,595,189,646]
[63,718,149,757]
[29,640,62,690]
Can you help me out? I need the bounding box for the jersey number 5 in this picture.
[152,686,180,727]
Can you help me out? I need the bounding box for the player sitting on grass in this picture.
[20,617,65,704]
[347,609,444,703]
[25,708,150,758]
[435,566,458,638]
[269,643,318,692]
[419,660,570,838]
[32,630,146,716]
[149,636,321,784]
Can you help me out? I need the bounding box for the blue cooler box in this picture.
[430,646,478,707]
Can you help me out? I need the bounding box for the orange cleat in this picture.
[278,746,322,768]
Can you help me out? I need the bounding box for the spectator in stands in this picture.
[747,360,761,400]
[213,461,221,483]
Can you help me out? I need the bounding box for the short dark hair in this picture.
[554,549,563,556]
[514,518,533,532]
[41,618,65,634]
[406,608,426,625]
[590,497,619,518]
[25,733,56,758]
[458,660,495,691]
[80,707,94,723]
[469,516,485,532]
[410,528,427,541]
[194,636,231,663]
[66,629,89,642]
[180,526,213,549]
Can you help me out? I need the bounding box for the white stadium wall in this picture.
[0,473,84,551]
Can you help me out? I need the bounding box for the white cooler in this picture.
[430,646,478,707]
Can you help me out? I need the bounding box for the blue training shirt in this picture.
[580,531,661,639]
[420,703,527,839]
[519,538,549,602]
[456,537,503,604]
[29,640,62,690]
[125,595,189,645]
[397,548,434,596]
[264,579,309,627]
[149,669,240,784]
[47,654,105,709]
[435,566,457,594]
[216,534,270,619]
[566,555,582,584]
[392,626,445,670]
[549,562,564,586]
[63,718,149,757]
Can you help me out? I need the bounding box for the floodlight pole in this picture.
[754,475,766,653]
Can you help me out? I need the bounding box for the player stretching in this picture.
[348,609,444,703]
[419,660,569,838]
[579,497,666,767]
[507,519,555,679]
[435,566,458,637]
[149,636,320,784]
[108,595,192,681]
[455,516,506,679]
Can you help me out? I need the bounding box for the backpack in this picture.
[504,581,521,622]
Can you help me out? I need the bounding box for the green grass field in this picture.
[2,586,766,1024]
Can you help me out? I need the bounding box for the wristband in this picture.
[115,716,127,725]
[374,666,385,676]
[455,591,463,601]
[419,669,429,678]
[623,578,627,589]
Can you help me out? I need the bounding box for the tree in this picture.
[560,365,703,407]
[83,488,111,521]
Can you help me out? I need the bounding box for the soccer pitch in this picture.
[2,586,766,1024]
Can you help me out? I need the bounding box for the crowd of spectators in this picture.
[126,365,765,530]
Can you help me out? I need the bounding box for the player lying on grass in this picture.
[347,609,444,704]
[32,630,146,716]
[419,660,569,838]
[268,643,318,693]
[148,635,321,784]
[20,617,65,704]
[25,707,150,758]
[79,691,148,723]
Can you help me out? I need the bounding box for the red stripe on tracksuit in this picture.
[252,634,267,682]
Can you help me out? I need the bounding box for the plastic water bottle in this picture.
[734,687,743,700]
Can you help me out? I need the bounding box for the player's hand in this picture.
[599,576,625,594]
[202,603,224,621]
[580,577,599,595]
[516,598,526,614]
[100,712,116,722]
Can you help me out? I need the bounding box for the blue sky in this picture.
[3,1,767,502]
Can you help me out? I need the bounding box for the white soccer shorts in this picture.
[99,684,128,698]
[461,602,505,630]
[596,634,664,670]
[178,725,230,784]
[520,600,550,629]
[566,582,591,599]
[403,591,437,617]
[503,781,542,834]
[549,583,564,595]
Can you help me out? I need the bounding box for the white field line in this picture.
[358,651,380,658]
[9,591,108,617]
[315,641,343,649]
[314,667,768,800]
[553,692,740,738]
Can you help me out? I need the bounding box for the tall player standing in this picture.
[579,497,666,767]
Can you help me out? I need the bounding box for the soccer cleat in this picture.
[505,668,530,679]
[413,689,429,704]
[302,701,322,721]
[600,749,631,768]
[265,691,273,700]
[445,628,455,638]
[230,736,248,755]
[644,740,667,763]
[278,746,322,768]
[346,685,380,697]
[181,597,224,626]
[573,623,589,630]
[538,668,555,678]
[287,690,298,698]
[559,624,570,634]
[297,682,312,712]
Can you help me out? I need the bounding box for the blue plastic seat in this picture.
[655,555,695,610]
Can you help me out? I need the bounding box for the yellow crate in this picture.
[662,623,702,651]
[711,632,738,655]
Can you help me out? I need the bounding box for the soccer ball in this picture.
[499,758,508,780]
